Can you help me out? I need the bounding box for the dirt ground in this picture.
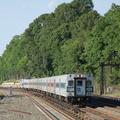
[0,90,49,120]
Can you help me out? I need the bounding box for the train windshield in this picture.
[77,81,82,86]
[68,80,74,86]
[86,81,92,87]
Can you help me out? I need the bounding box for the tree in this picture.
[82,3,120,85]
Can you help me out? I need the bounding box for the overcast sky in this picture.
[0,0,120,56]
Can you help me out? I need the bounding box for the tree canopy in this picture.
[0,1,120,86]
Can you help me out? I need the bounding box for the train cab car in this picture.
[66,74,93,106]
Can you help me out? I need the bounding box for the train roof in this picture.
[20,73,93,80]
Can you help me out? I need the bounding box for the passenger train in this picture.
[20,73,93,106]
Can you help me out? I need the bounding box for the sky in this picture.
[0,0,120,56]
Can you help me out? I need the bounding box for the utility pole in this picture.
[100,63,104,95]
[100,51,120,95]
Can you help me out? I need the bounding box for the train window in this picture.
[56,83,59,87]
[51,83,54,87]
[86,81,92,87]
[77,81,82,86]
[68,80,74,86]
[42,83,46,86]
[60,83,65,88]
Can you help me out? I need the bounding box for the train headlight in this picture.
[67,87,74,92]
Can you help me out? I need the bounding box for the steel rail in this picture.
[86,106,120,120]
[29,95,76,120]
[8,109,32,115]
[27,95,58,120]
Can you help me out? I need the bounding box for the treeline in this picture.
[0,0,120,86]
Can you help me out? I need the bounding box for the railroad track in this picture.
[85,95,120,120]
[24,91,87,120]
[1,87,120,120]
[26,94,74,120]
[83,106,120,120]
[17,89,120,120]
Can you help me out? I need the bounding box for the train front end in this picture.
[66,74,93,106]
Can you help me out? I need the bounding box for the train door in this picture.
[75,78,86,96]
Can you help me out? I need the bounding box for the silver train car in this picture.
[20,73,93,106]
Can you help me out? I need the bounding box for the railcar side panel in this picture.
[55,75,67,97]
[47,77,55,94]
[42,78,47,92]
[37,78,42,91]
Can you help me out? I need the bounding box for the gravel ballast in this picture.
[0,90,49,120]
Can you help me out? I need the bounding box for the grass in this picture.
[112,92,120,96]
[4,79,20,83]
[0,79,20,85]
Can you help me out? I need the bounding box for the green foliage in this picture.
[0,79,4,85]
[112,92,120,96]
[54,0,94,25]
[0,1,120,87]
[82,3,120,85]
